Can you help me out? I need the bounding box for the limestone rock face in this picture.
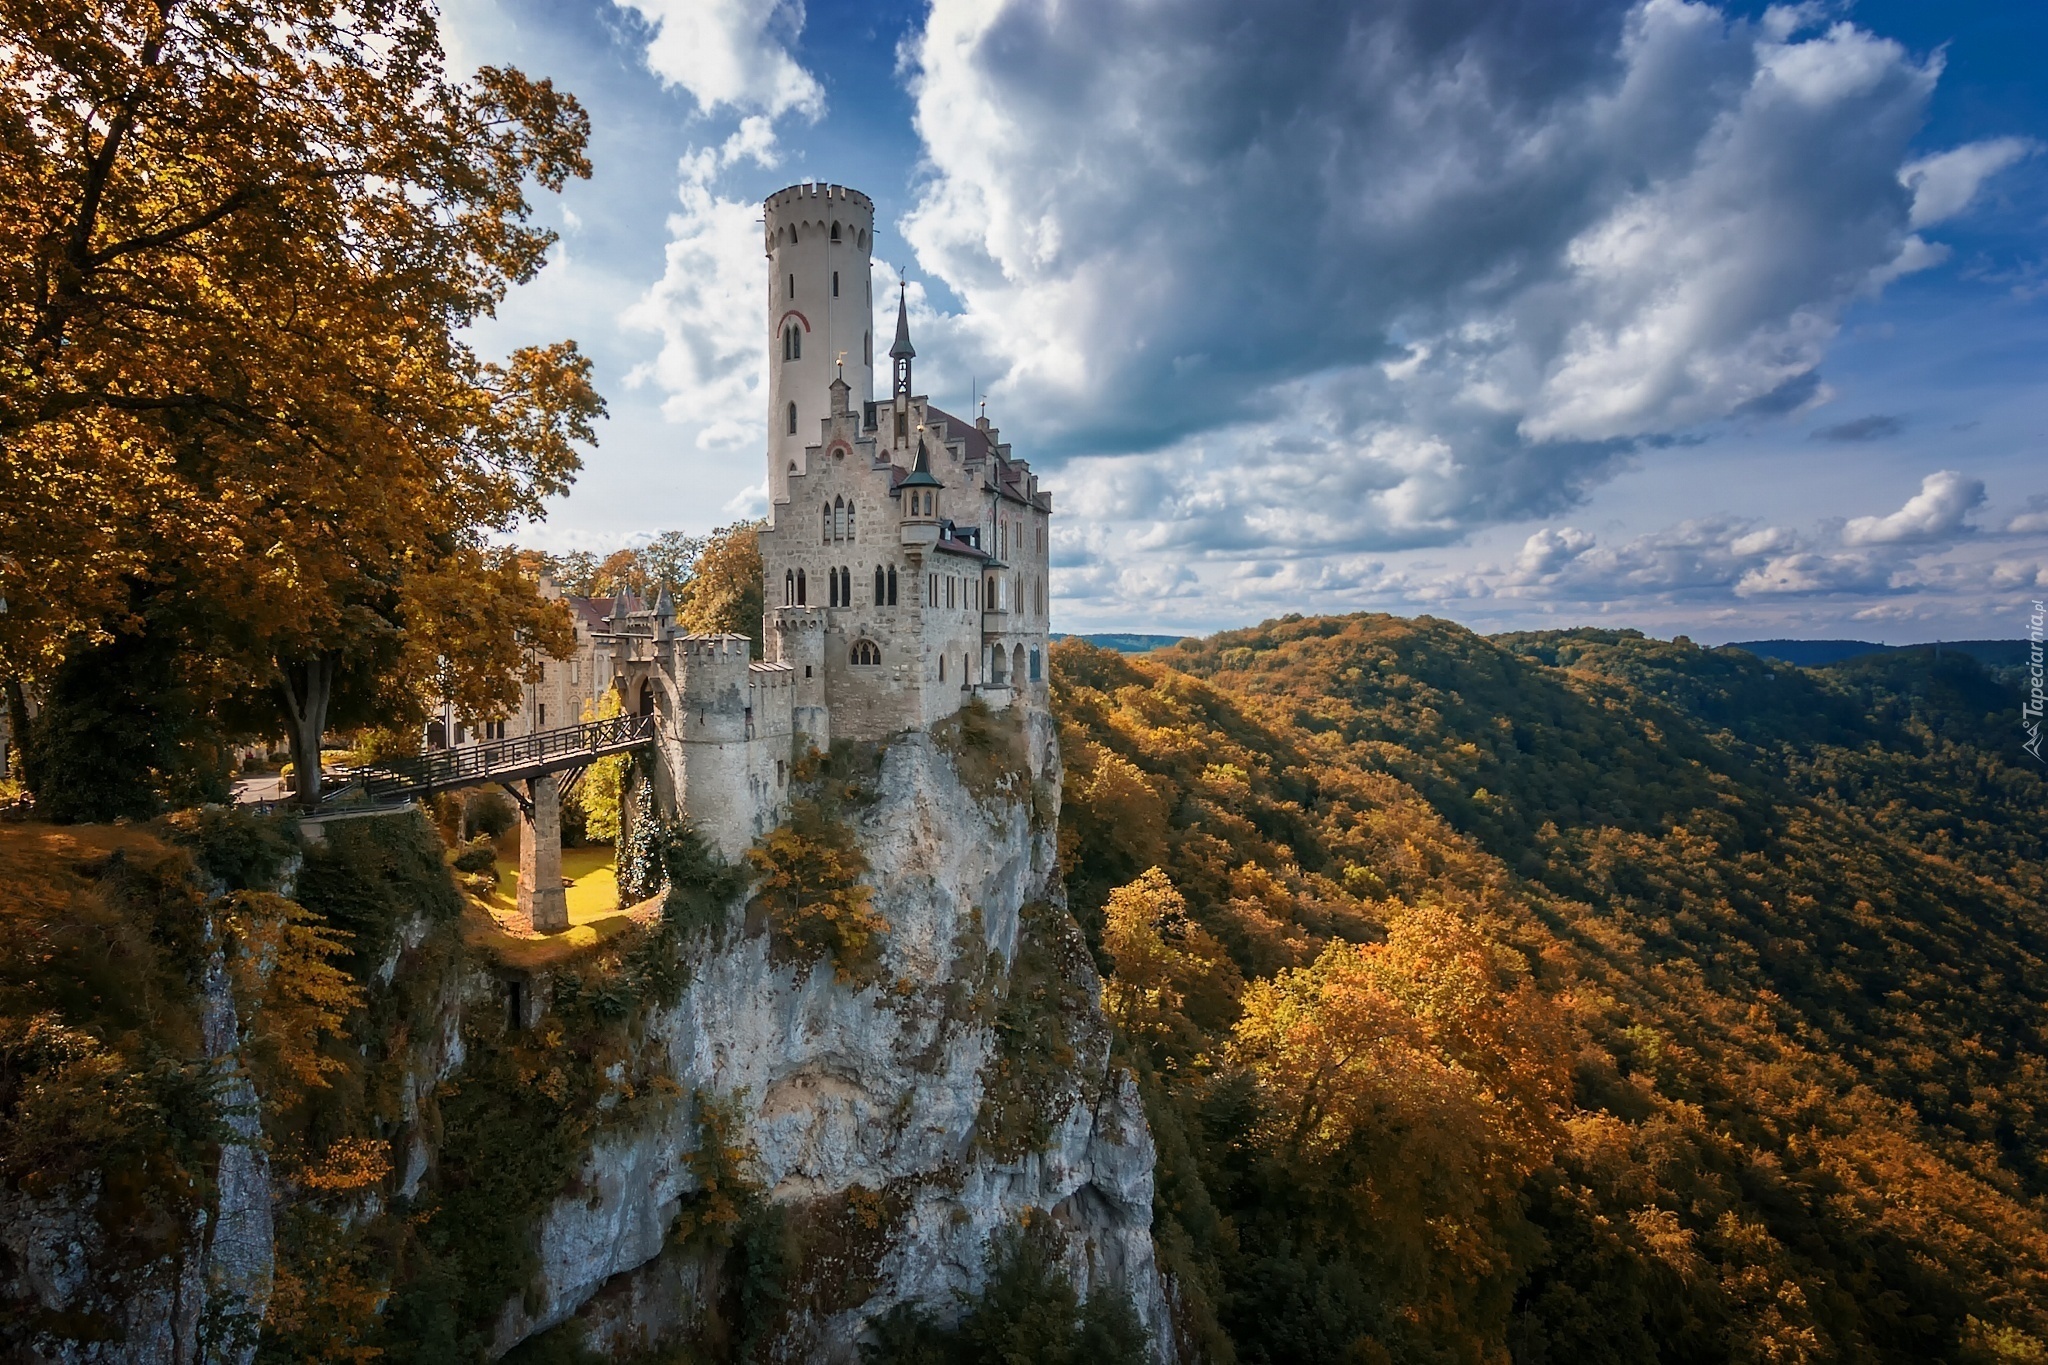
[497,709,1170,1360]
[0,926,273,1365]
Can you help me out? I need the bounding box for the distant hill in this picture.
[1727,636,2029,668]
[1048,632,1186,654]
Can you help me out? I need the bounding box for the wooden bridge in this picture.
[325,713,659,933]
[340,713,656,805]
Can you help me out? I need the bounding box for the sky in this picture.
[441,0,2048,644]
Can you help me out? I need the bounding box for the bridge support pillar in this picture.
[518,774,569,934]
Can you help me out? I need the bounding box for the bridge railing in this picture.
[338,712,657,804]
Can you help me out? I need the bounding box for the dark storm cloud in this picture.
[897,0,2024,585]
[1812,414,1906,442]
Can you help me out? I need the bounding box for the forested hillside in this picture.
[1053,615,2048,1364]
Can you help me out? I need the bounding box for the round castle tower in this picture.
[765,183,875,511]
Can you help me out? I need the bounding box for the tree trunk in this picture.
[2,675,33,791]
[276,654,336,811]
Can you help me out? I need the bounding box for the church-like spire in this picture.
[890,282,915,445]
[890,281,916,360]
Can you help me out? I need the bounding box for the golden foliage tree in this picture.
[1099,867,1239,1066]
[746,803,888,983]
[0,0,601,806]
[679,520,765,655]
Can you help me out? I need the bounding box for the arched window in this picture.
[830,221,841,243]
[1013,644,1026,685]
[832,496,844,541]
[858,228,867,249]
[840,566,851,606]
[1035,577,1046,616]
[847,501,856,541]
[1029,647,1042,682]
[832,270,840,297]
[828,569,839,608]
[874,564,886,604]
[784,569,795,605]
[851,639,881,666]
[796,568,807,605]
[782,322,800,360]
[787,401,798,434]
[822,502,831,543]
[887,566,898,605]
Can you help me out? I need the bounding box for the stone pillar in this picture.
[518,774,569,933]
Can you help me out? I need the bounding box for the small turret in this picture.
[900,435,942,555]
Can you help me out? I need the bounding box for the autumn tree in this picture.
[746,800,888,982]
[1099,867,1239,1067]
[0,0,601,809]
[680,520,765,655]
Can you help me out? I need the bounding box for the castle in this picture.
[483,184,1053,861]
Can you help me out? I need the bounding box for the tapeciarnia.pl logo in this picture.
[2025,599,2044,763]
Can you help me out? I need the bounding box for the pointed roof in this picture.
[654,583,675,616]
[890,282,916,360]
[900,435,942,489]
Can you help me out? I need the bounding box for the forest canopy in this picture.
[1054,616,2048,1364]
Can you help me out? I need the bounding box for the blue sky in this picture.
[444,0,2048,643]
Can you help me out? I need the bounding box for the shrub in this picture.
[451,837,499,875]
[747,800,888,984]
[159,805,298,891]
[465,790,516,839]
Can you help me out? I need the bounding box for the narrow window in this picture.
[822,503,831,543]
[939,655,946,681]
[833,270,840,297]
[847,501,856,541]
[791,326,800,360]
[785,569,795,604]
[830,222,841,243]
[828,570,838,608]
[788,401,797,434]
[895,412,907,441]
[874,565,885,604]
[864,330,871,365]
[538,704,546,726]
[841,566,851,605]
[788,272,795,297]
[928,573,936,606]
[887,566,898,605]
[797,568,807,605]
[1030,648,1041,682]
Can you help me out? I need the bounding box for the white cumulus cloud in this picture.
[888,0,2023,619]
[1841,469,1984,545]
[621,0,823,119]
[1901,137,2036,228]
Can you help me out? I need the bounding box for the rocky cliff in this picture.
[0,706,1166,1361]
[490,707,1167,1357]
